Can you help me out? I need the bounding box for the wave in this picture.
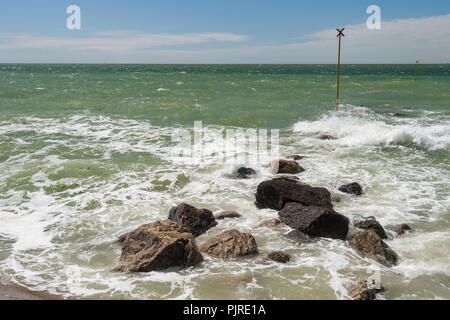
[293,106,450,151]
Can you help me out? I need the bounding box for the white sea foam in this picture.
[0,108,448,299]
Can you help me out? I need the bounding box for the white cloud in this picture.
[0,14,449,63]
[0,32,248,53]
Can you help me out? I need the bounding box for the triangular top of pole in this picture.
[336,28,345,111]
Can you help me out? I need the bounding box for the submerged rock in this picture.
[255,218,284,229]
[285,230,312,243]
[392,224,411,236]
[318,134,336,140]
[215,211,241,220]
[270,159,304,174]
[168,203,217,237]
[349,230,398,267]
[339,182,363,196]
[287,155,305,161]
[236,167,256,179]
[200,230,258,258]
[353,216,388,239]
[255,179,333,210]
[331,194,341,203]
[278,202,349,240]
[266,251,290,263]
[113,220,203,273]
[348,279,384,300]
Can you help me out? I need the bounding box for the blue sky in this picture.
[1,0,449,63]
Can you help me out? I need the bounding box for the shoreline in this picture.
[0,280,60,300]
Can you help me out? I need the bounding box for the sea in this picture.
[0,64,449,299]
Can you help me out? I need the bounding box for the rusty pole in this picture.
[336,28,345,111]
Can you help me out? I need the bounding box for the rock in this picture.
[278,202,349,240]
[113,220,203,273]
[348,279,384,300]
[255,218,284,229]
[287,155,305,161]
[270,160,305,174]
[285,230,312,243]
[338,182,363,196]
[255,179,333,210]
[200,230,258,258]
[266,251,290,263]
[353,216,388,239]
[215,211,241,220]
[236,167,256,179]
[118,232,129,244]
[168,203,217,237]
[392,224,411,236]
[318,134,336,140]
[349,230,398,267]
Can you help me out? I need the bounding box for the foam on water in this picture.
[0,105,449,299]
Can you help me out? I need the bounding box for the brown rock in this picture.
[287,155,305,161]
[168,203,217,237]
[279,202,349,240]
[255,179,333,210]
[392,224,411,236]
[255,218,284,229]
[339,182,363,196]
[270,159,305,174]
[349,230,398,267]
[200,230,258,258]
[331,194,341,203]
[266,251,290,263]
[353,216,388,239]
[215,211,241,220]
[348,279,384,300]
[113,220,203,273]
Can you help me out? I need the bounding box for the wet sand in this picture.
[0,281,59,300]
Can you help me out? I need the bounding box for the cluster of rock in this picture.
[114,156,412,300]
[114,203,260,273]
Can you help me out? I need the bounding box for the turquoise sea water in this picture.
[0,64,449,299]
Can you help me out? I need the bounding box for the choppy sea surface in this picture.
[0,64,449,299]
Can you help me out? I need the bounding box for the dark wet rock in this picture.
[279,202,349,240]
[287,155,305,161]
[215,211,241,220]
[348,279,385,300]
[236,167,256,179]
[353,216,388,239]
[118,232,129,244]
[266,251,290,263]
[349,230,398,267]
[392,224,412,236]
[285,230,312,243]
[255,218,284,229]
[255,179,333,210]
[270,159,304,174]
[200,230,258,258]
[113,220,203,273]
[338,182,363,196]
[168,203,217,237]
[318,134,336,140]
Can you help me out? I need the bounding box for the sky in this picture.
[0,0,449,63]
